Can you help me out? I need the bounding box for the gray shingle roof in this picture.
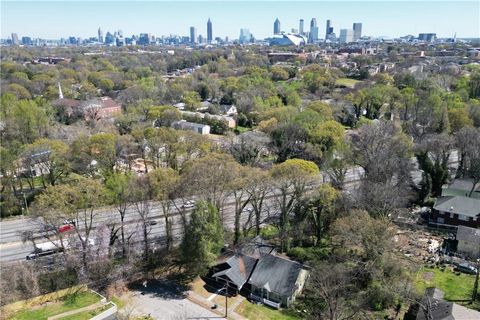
[248,254,305,297]
[433,196,480,217]
[456,225,480,245]
[212,253,257,289]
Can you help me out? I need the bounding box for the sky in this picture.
[1,1,479,40]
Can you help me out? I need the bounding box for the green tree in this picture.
[309,184,340,246]
[181,201,224,276]
[270,159,320,251]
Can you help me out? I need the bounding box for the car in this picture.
[454,263,478,275]
[146,220,157,226]
[182,200,195,209]
[58,224,75,233]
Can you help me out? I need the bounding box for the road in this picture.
[0,151,459,263]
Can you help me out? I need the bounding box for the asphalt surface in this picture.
[0,151,459,263]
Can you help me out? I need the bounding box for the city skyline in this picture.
[1,1,479,40]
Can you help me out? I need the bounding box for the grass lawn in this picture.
[414,266,477,301]
[234,300,301,320]
[212,294,243,309]
[61,303,113,320]
[11,291,101,320]
[235,126,251,133]
[335,78,361,88]
[190,277,214,299]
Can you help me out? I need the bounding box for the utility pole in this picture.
[472,259,480,303]
[224,280,229,317]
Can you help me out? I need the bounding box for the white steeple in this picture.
[58,82,64,99]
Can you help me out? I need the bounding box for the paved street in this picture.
[128,279,225,320]
[0,151,459,263]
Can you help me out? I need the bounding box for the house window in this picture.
[458,214,468,221]
[437,217,445,224]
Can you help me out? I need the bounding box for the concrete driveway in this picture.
[128,279,225,320]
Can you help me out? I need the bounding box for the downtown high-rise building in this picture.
[339,29,354,43]
[190,26,197,44]
[325,19,334,39]
[310,18,317,29]
[239,28,251,44]
[207,18,213,43]
[299,19,304,35]
[274,18,281,34]
[98,27,104,43]
[353,23,362,41]
[11,33,19,45]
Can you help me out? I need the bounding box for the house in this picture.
[171,120,210,135]
[430,196,480,228]
[441,178,480,199]
[219,105,237,116]
[210,237,309,308]
[456,226,480,258]
[405,288,480,320]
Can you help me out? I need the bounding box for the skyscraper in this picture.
[274,18,281,34]
[299,19,304,35]
[239,28,251,44]
[310,18,317,29]
[353,23,362,41]
[339,29,354,43]
[98,27,104,43]
[309,26,319,43]
[325,20,331,39]
[11,33,19,45]
[190,26,197,44]
[207,18,213,43]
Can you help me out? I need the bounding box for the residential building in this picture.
[190,26,197,44]
[210,237,309,308]
[353,22,362,41]
[98,27,104,43]
[207,18,213,43]
[441,178,480,199]
[274,18,281,34]
[81,97,122,120]
[456,226,480,258]
[299,19,304,35]
[171,120,210,135]
[431,196,480,228]
[405,288,480,320]
[339,29,354,43]
[219,105,237,116]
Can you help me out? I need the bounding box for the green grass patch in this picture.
[335,78,361,88]
[61,303,113,320]
[235,300,301,320]
[414,266,477,300]
[235,126,251,133]
[11,291,101,320]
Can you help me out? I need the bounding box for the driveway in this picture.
[129,279,225,320]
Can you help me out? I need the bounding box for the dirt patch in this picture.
[422,272,434,281]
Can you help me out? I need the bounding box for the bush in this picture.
[38,268,78,294]
[367,283,397,311]
[288,246,329,263]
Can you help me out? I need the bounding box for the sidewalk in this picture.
[187,290,246,320]
[48,301,103,320]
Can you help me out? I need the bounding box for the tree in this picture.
[181,201,224,276]
[34,179,107,274]
[183,91,201,111]
[309,184,340,246]
[245,169,272,236]
[128,175,154,261]
[105,173,132,257]
[179,153,239,213]
[88,133,118,175]
[270,122,308,163]
[149,168,179,251]
[416,133,453,197]
[455,127,480,196]
[270,159,320,252]
[21,139,70,187]
[308,262,359,320]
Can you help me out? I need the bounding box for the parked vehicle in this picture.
[454,263,478,275]
[182,200,195,209]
